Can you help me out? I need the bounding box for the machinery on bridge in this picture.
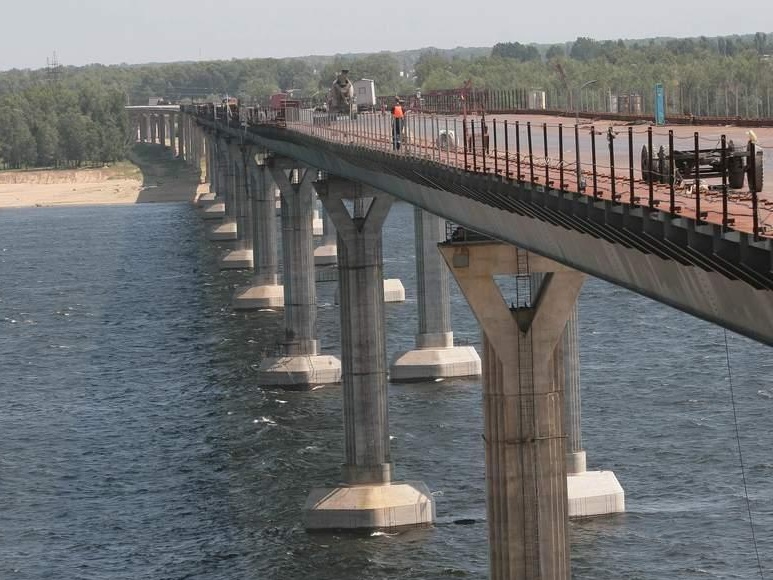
[641,135,764,192]
[328,70,358,120]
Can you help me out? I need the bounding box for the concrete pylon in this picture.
[313,205,337,267]
[149,114,157,144]
[256,163,340,387]
[219,144,254,270]
[205,140,236,236]
[178,114,186,161]
[139,114,148,143]
[232,156,284,309]
[439,241,581,580]
[561,304,625,516]
[389,208,481,381]
[168,113,176,156]
[305,177,434,531]
[158,114,166,149]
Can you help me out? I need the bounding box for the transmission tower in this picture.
[46,52,62,84]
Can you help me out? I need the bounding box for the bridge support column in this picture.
[179,115,186,161]
[168,113,176,156]
[219,144,254,270]
[256,163,340,387]
[563,305,625,517]
[158,114,166,149]
[232,157,284,309]
[313,206,337,267]
[201,140,227,222]
[139,114,148,143]
[197,137,217,206]
[304,179,434,530]
[207,141,236,235]
[439,242,579,580]
[149,114,157,144]
[389,209,481,381]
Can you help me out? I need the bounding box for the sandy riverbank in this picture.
[0,144,207,209]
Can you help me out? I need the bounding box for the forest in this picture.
[1,32,772,169]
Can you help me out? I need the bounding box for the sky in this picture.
[2,0,771,71]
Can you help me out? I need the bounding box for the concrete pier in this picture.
[233,158,284,309]
[313,206,337,267]
[219,144,254,270]
[206,141,237,237]
[305,179,434,530]
[158,114,166,149]
[562,304,625,517]
[256,163,340,387]
[389,208,481,381]
[440,242,581,580]
[168,113,176,156]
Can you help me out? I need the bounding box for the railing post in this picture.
[608,126,616,201]
[463,119,469,170]
[471,119,478,172]
[543,122,550,187]
[591,126,598,198]
[504,120,510,179]
[481,118,487,173]
[515,121,522,181]
[648,126,654,207]
[750,140,759,239]
[721,134,729,228]
[559,123,565,190]
[694,132,701,222]
[574,124,581,191]
[527,121,534,184]
[628,126,634,205]
[493,119,498,175]
[669,130,676,213]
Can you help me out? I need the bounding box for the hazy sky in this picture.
[2,0,770,71]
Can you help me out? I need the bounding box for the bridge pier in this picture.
[138,114,148,143]
[219,143,254,270]
[439,241,579,580]
[314,206,337,267]
[256,162,340,387]
[389,208,481,381]
[149,114,157,144]
[168,113,176,156]
[562,305,625,517]
[305,179,434,530]
[232,157,284,309]
[204,139,234,230]
[158,114,166,149]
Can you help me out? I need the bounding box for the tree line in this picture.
[0,82,129,169]
[1,32,772,168]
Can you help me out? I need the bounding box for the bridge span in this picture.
[126,103,772,580]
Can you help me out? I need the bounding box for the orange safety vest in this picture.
[392,105,404,119]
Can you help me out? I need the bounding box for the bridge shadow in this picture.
[130,143,202,204]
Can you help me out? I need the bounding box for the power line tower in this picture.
[46,52,62,84]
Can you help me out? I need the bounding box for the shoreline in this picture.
[0,145,206,209]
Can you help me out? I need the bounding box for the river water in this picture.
[1,201,771,579]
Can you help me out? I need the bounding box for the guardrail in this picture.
[184,103,773,241]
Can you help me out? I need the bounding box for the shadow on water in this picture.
[129,143,201,204]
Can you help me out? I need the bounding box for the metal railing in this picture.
[185,103,772,241]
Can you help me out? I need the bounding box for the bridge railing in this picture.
[184,103,772,241]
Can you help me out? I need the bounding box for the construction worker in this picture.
[391,97,405,150]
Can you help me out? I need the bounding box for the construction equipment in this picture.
[641,136,764,192]
[329,70,358,119]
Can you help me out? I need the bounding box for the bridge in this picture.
[126,104,772,580]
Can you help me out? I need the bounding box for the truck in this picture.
[353,79,376,112]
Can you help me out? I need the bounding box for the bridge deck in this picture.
[279,112,772,239]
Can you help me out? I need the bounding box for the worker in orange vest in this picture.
[391,97,405,150]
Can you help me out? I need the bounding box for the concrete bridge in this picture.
[126,104,773,580]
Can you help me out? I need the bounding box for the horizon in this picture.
[2,0,770,72]
[2,30,770,74]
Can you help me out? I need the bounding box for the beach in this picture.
[0,145,206,209]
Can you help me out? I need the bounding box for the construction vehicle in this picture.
[329,70,358,119]
[353,79,376,112]
[641,135,763,192]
